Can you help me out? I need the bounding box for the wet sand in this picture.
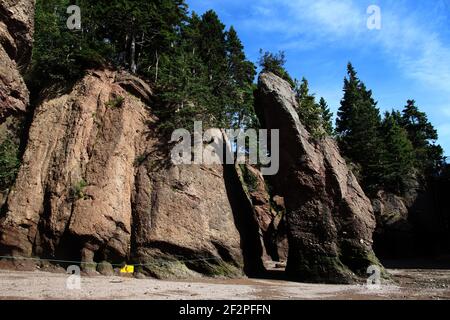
[0,268,449,300]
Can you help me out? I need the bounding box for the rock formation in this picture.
[0,0,35,122]
[255,72,379,283]
[0,70,150,260]
[236,164,288,263]
[132,160,261,279]
[372,191,414,258]
[0,70,264,278]
[373,182,450,259]
[0,2,384,283]
[0,0,35,223]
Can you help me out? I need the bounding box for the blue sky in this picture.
[187,0,450,157]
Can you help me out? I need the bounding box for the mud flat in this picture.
[0,268,449,300]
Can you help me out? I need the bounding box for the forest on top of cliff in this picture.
[2,0,448,198]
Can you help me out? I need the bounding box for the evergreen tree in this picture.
[293,80,333,138]
[158,12,256,131]
[336,63,384,191]
[156,10,223,132]
[29,0,189,86]
[336,63,360,135]
[0,137,20,192]
[258,50,295,87]
[197,10,227,78]
[192,9,229,124]
[86,0,188,78]
[294,78,322,137]
[157,46,213,133]
[30,2,257,134]
[400,100,444,174]
[380,111,415,193]
[318,97,334,136]
[225,26,257,129]
[28,0,107,87]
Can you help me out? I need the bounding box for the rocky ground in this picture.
[0,267,449,300]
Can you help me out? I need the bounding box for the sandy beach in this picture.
[0,268,449,300]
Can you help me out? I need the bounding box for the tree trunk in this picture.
[155,50,159,83]
[137,33,144,62]
[130,33,137,74]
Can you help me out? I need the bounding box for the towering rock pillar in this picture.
[255,72,380,283]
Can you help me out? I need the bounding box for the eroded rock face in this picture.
[373,182,450,259]
[0,46,29,120]
[255,72,379,283]
[0,0,35,122]
[132,163,249,279]
[236,164,288,263]
[0,70,150,260]
[0,70,256,278]
[372,191,414,258]
[0,0,35,66]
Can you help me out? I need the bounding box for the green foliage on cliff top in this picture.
[0,137,21,191]
[29,0,257,134]
[336,63,444,194]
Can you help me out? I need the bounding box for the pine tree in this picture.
[29,1,258,136]
[225,26,256,129]
[294,78,322,137]
[380,111,415,193]
[197,11,228,90]
[258,50,295,87]
[28,0,102,87]
[336,63,384,191]
[319,97,334,136]
[0,137,20,192]
[157,11,218,132]
[29,0,190,85]
[336,63,360,135]
[400,100,444,174]
[157,46,212,133]
[92,0,188,77]
[185,10,236,127]
[156,10,257,132]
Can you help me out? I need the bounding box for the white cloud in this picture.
[283,0,365,37]
[241,0,450,95]
[240,0,365,41]
[374,10,450,94]
[187,0,450,155]
[253,5,272,17]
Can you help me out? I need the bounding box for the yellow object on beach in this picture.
[120,265,134,273]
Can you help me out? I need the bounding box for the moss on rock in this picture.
[97,261,114,276]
